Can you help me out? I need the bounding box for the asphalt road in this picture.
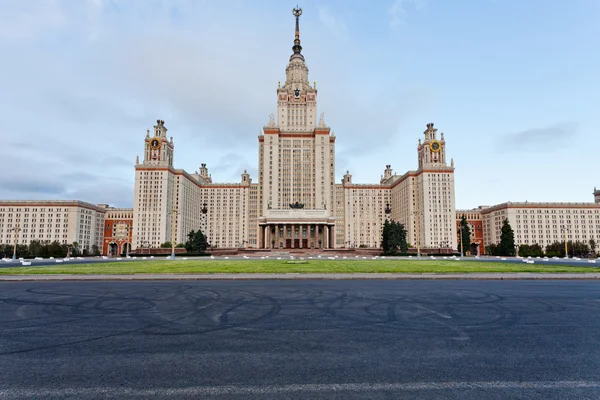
[1,280,600,399]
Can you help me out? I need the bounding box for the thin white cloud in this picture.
[388,0,425,32]
[317,5,348,37]
[0,0,66,40]
[496,122,578,153]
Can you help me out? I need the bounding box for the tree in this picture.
[485,243,498,256]
[160,242,172,248]
[92,244,101,256]
[381,220,408,255]
[498,218,516,256]
[518,243,544,258]
[570,240,590,258]
[28,240,43,257]
[185,230,208,254]
[70,242,80,256]
[457,215,471,255]
[589,239,597,257]
[48,241,66,258]
[545,241,564,258]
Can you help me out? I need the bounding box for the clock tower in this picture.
[142,119,174,167]
[418,122,447,168]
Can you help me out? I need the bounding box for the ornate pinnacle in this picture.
[292,6,303,55]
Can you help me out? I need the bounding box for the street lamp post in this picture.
[170,208,179,259]
[561,225,569,258]
[412,210,422,258]
[459,225,464,258]
[9,224,20,261]
[125,226,131,257]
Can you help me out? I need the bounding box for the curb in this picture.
[1,273,600,281]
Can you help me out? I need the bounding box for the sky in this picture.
[1,0,598,209]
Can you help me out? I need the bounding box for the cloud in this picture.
[495,122,578,153]
[317,5,348,37]
[388,0,425,32]
[2,175,65,196]
[0,2,433,204]
[0,0,65,40]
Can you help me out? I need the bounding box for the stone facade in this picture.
[102,207,134,256]
[456,208,486,255]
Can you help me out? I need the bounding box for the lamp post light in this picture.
[459,225,464,258]
[170,208,179,259]
[125,226,130,257]
[412,210,422,259]
[9,224,20,261]
[561,225,569,258]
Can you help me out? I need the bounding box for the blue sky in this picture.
[1,0,598,208]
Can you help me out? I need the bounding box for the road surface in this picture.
[1,280,599,399]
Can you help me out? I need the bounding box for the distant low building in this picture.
[0,200,106,253]
[480,195,600,250]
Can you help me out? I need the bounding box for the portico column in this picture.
[266,225,271,249]
[325,225,329,249]
[265,226,269,249]
[329,226,334,249]
[259,225,264,249]
[299,224,303,248]
[321,224,325,249]
[291,224,295,248]
[276,225,280,249]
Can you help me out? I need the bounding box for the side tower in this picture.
[133,120,176,249]
[415,123,457,250]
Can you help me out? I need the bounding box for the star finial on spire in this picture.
[292,6,303,55]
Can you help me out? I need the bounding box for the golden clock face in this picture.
[150,138,161,149]
[429,140,441,153]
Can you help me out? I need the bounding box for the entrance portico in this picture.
[258,209,335,249]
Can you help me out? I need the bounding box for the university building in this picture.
[132,8,458,252]
[456,189,600,254]
[3,10,598,257]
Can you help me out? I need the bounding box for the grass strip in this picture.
[0,259,596,275]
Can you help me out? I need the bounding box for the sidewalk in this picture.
[1,273,600,281]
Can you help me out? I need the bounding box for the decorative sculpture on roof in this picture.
[289,201,305,209]
[318,112,327,128]
[266,113,276,128]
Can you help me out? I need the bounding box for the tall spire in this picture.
[292,7,303,57]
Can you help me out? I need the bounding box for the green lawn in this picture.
[0,259,596,275]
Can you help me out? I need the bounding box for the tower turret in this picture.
[143,119,174,166]
[417,122,448,169]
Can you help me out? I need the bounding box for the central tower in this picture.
[257,8,337,249]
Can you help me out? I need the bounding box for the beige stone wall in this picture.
[334,184,345,247]
[417,170,456,249]
[342,185,390,248]
[133,168,174,248]
[248,183,259,247]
